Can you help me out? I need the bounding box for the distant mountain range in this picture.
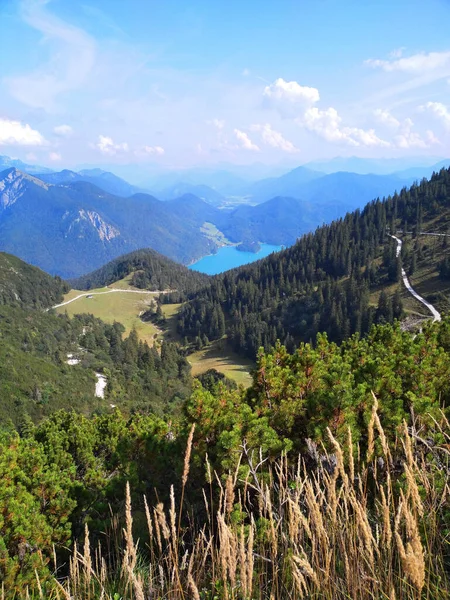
[0,154,53,175]
[0,168,218,278]
[37,168,146,198]
[154,182,226,205]
[1,154,449,279]
[148,159,450,205]
[305,155,448,176]
[243,166,323,203]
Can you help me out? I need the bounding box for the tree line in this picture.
[172,168,450,358]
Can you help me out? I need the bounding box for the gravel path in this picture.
[389,234,441,322]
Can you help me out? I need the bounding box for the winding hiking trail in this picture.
[388,234,441,323]
[52,288,170,310]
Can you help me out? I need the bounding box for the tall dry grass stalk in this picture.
[177,423,195,537]
[41,399,450,600]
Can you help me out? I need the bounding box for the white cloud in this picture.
[373,108,400,128]
[395,118,427,149]
[209,118,225,130]
[263,78,320,117]
[94,135,129,155]
[53,124,73,137]
[425,130,441,145]
[299,107,390,147]
[366,51,450,73]
[373,109,440,148]
[0,117,47,146]
[393,118,439,149]
[25,152,37,161]
[136,145,165,156]
[422,101,450,129]
[49,151,62,161]
[263,78,389,147]
[233,129,260,151]
[5,0,95,110]
[251,123,298,153]
[264,78,320,104]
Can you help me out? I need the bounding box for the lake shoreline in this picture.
[188,243,284,275]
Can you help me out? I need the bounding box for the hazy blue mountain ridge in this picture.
[0,168,217,278]
[38,168,146,197]
[1,154,449,280]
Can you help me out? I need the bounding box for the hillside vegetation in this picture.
[0,252,68,309]
[69,247,209,293]
[2,317,450,596]
[175,167,450,359]
[0,254,194,425]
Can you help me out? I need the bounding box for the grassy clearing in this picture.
[57,294,254,385]
[59,286,109,302]
[161,303,183,318]
[188,340,254,387]
[108,272,137,289]
[161,303,254,386]
[56,288,160,346]
[159,302,184,347]
[200,221,234,246]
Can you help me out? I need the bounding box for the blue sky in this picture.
[1,0,450,170]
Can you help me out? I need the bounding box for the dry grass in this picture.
[31,399,450,600]
[187,341,254,387]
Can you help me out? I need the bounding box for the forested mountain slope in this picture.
[0,252,68,309]
[220,196,321,246]
[176,167,450,359]
[0,252,195,426]
[70,248,209,292]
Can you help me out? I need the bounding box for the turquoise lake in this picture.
[188,243,284,275]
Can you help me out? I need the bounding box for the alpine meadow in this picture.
[1,0,450,598]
